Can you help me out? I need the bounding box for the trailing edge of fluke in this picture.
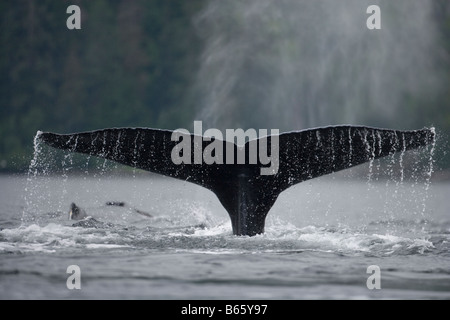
[37,125,435,236]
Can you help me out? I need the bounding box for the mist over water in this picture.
[193,0,441,132]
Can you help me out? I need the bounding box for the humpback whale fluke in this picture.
[38,126,435,236]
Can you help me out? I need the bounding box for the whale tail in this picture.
[38,126,435,236]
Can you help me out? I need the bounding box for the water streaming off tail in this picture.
[273,128,436,236]
[22,131,223,229]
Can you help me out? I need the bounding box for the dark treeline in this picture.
[1,0,450,172]
[0,0,205,171]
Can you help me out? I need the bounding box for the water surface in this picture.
[0,174,449,299]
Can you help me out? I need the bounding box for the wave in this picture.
[0,217,443,257]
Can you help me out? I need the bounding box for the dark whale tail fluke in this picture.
[38,126,435,236]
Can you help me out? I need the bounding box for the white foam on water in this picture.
[0,223,133,253]
[259,222,434,255]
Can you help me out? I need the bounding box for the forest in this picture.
[1,0,449,172]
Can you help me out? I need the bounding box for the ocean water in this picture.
[0,171,449,300]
